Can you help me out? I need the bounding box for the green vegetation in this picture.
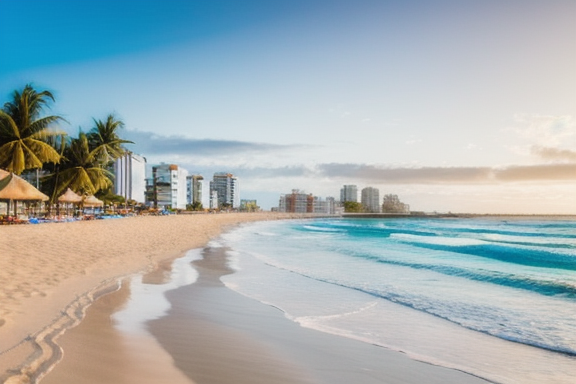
[88,114,133,164]
[0,85,63,175]
[0,84,133,203]
[240,200,259,212]
[187,201,204,211]
[55,132,114,196]
[343,201,364,213]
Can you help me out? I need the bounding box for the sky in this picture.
[1,0,575,213]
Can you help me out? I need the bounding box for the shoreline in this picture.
[0,212,310,383]
[146,245,492,384]
[39,243,493,384]
[342,213,576,219]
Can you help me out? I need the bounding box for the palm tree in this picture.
[42,133,70,203]
[56,132,113,196]
[0,84,64,175]
[87,114,133,165]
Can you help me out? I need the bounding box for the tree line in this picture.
[0,84,133,204]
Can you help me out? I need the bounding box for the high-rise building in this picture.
[114,152,147,203]
[278,191,339,214]
[279,189,313,213]
[313,196,329,214]
[147,163,188,210]
[325,196,341,215]
[186,174,204,206]
[340,185,358,202]
[210,172,239,209]
[209,189,219,210]
[361,187,381,213]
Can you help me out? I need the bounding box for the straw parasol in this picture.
[0,171,49,218]
[58,188,83,217]
[83,194,104,207]
[82,194,104,217]
[0,172,49,201]
[58,188,83,203]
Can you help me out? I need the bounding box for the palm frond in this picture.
[1,84,64,175]
[86,166,113,191]
[0,141,26,174]
[57,167,96,196]
[4,85,56,123]
[87,114,133,164]
[27,115,67,136]
[0,110,21,141]
[24,138,62,165]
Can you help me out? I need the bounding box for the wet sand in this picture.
[144,246,491,384]
[43,245,491,384]
[40,277,194,384]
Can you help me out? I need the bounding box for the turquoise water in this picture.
[219,217,576,384]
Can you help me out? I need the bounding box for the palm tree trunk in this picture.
[49,134,67,205]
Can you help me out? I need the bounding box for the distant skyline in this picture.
[1,0,575,213]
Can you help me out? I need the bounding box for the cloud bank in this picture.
[178,162,576,184]
[125,130,300,156]
[126,129,575,185]
[316,163,576,184]
[531,146,576,162]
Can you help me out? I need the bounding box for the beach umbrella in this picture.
[58,188,83,216]
[0,171,49,218]
[83,194,104,207]
[0,172,49,201]
[82,194,104,217]
[58,188,83,203]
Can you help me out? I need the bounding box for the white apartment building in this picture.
[114,152,147,203]
[361,186,381,213]
[340,185,358,202]
[209,189,219,210]
[210,172,239,209]
[149,164,188,210]
[186,174,204,206]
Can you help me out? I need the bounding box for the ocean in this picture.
[216,217,576,384]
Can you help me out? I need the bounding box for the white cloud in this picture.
[531,146,576,163]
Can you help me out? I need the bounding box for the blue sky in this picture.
[1,0,575,213]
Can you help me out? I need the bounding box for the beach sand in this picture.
[0,212,302,383]
[1,213,491,384]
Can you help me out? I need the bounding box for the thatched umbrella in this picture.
[83,195,104,207]
[58,188,83,203]
[58,188,83,216]
[0,171,49,218]
[82,194,104,217]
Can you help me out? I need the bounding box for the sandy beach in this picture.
[1,213,492,384]
[0,212,304,383]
